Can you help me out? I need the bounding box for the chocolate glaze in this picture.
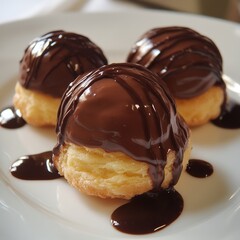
[0,106,26,129]
[127,26,225,99]
[111,188,183,235]
[53,63,189,190]
[10,151,61,180]
[19,30,108,98]
[186,159,213,178]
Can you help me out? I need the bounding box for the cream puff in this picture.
[127,26,226,127]
[13,30,108,127]
[53,63,191,199]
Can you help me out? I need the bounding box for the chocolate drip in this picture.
[10,151,61,180]
[19,30,107,97]
[0,106,26,129]
[127,26,225,99]
[111,188,183,234]
[186,159,213,178]
[54,63,189,190]
[212,99,240,129]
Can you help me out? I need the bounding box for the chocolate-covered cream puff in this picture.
[127,26,226,127]
[53,63,191,199]
[13,30,107,127]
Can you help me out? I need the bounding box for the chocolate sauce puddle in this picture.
[111,188,183,235]
[0,106,26,129]
[10,151,61,180]
[211,99,240,129]
[186,159,213,178]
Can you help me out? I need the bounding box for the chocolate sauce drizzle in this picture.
[19,30,107,97]
[0,106,26,129]
[212,99,240,129]
[54,63,189,190]
[186,159,213,178]
[127,26,225,99]
[10,151,61,180]
[111,188,183,234]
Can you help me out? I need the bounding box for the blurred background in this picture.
[1,0,240,24]
[134,0,240,22]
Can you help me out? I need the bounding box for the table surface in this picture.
[1,0,239,25]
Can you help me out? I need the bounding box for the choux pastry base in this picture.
[54,139,191,199]
[13,82,60,127]
[175,86,225,127]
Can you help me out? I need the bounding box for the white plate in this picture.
[0,10,240,240]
